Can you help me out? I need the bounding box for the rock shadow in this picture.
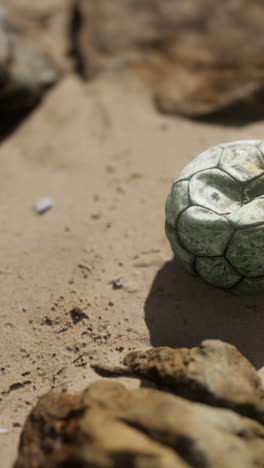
[158,91,264,127]
[0,107,38,143]
[144,259,264,369]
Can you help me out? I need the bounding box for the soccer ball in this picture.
[165,140,264,294]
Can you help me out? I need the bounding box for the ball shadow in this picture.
[144,259,264,369]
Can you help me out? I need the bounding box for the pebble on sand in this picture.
[33,198,53,215]
[0,427,8,434]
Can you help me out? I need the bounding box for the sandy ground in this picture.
[1,71,264,467]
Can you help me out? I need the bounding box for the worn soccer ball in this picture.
[165,140,264,294]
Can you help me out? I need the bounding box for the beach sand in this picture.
[0,5,264,465]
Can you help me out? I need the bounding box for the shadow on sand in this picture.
[144,259,264,369]
[0,108,36,143]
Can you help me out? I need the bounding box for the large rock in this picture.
[0,6,60,113]
[95,340,264,424]
[14,380,264,468]
[75,0,264,117]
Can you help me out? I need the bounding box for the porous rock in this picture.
[75,0,264,117]
[122,340,264,424]
[14,380,264,468]
[93,340,264,424]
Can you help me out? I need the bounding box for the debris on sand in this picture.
[69,307,88,324]
[112,278,123,290]
[0,427,8,435]
[33,198,53,215]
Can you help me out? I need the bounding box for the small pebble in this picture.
[69,307,88,324]
[0,427,8,434]
[116,346,124,352]
[112,278,123,290]
[33,198,53,215]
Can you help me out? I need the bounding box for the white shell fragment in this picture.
[33,198,53,215]
[0,427,8,434]
[165,140,264,294]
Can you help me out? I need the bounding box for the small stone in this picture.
[0,427,8,434]
[41,317,53,326]
[33,198,53,215]
[69,307,88,324]
[112,278,123,289]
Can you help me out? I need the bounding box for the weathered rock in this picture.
[1,0,72,71]
[14,380,264,468]
[75,0,264,117]
[0,6,60,112]
[95,340,264,424]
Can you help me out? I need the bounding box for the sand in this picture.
[1,51,264,468]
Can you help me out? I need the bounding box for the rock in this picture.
[1,0,72,71]
[14,380,264,468]
[259,367,264,386]
[95,340,264,424]
[0,6,60,113]
[75,0,264,117]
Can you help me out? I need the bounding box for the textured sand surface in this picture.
[0,72,264,466]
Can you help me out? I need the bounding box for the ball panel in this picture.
[177,206,234,256]
[220,145,264,182]
[227,197,264,227]
[189,168,241,215]
[232,276,264,296]
[165,223,195,275]
[178,146,222,181]
[243,174,264,203]
[165,180,189,228]
[221,140,262,148]
[227,226,264,277]
[196,257,241,288]
[255,141,264,158]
